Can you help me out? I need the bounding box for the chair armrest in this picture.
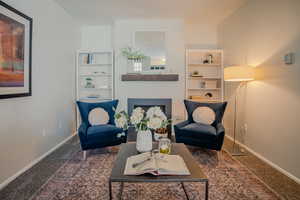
[174,120,190,130]
[216,123,225,136]
[78,123,89,142]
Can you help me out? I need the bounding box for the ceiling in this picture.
[54,0,247,25]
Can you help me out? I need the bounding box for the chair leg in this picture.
[83,150,87,161]
[217,150,222,162]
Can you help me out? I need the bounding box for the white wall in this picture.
[184,21,218,49]
[79,20,219,119]
[218,0,300,180]
[81,25,112,50]
[0,0,79,186]
[80,20,219,50]
[113,19,186,119]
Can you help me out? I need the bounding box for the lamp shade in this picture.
[224,66,255,82]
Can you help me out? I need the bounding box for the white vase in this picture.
[127,58,142,74]
[136,130,153,153]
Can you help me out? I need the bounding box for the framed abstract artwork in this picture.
[0,1,32,99]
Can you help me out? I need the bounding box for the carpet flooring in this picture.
[29,146,280,200]
[1,136,299,200]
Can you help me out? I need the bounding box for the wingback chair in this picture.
[174,100,227,151]
[76,100,127,159]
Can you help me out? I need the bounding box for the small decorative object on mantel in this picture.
[0,1,32,99]
[115,106,170,152]
[121,46,146,74]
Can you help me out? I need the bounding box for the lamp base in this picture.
[229,144,247,156]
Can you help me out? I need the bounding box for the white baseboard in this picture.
[225,135,300,184]
[0,133,76,190]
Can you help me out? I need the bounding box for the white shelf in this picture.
[80,74,111,77]
[80,87,112,90]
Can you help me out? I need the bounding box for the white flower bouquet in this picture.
[115,106,170,152]
[115,106,170,132]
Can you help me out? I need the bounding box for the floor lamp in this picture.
[224,66,255,156]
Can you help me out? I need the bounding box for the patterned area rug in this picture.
[31,146,280,200]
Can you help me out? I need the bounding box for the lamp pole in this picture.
[231,82,246,156]
[224,65,254,156]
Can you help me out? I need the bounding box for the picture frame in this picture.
[0,1,32,99]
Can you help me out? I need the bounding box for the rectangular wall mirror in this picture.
[134,31,166,72]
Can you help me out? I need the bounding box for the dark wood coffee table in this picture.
[109,142,209,200]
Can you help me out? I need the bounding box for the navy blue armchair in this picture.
[76,100,127,158]
[174,100,227,151]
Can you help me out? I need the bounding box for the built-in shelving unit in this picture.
[76,50,114,102]
[76,50,114,126]
[185,49,224,103]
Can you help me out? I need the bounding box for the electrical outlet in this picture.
[42,129,46,136]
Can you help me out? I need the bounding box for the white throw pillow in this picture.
[88,108,109,126]
[192,106,216,125]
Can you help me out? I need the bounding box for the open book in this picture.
[124,152,190,176]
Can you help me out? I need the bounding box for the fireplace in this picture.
[127,98,172,135]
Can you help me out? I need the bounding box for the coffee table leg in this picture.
[181,182,190,200]
[109,180,112,200]
[205,181,209,200]
[119,182,124,200]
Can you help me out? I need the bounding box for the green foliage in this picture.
[161,119,172,129]
[121,46,146,60]
[136,119,149,131]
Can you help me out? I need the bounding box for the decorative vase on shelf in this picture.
[127,58,142,74]
[136,130,153,153]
